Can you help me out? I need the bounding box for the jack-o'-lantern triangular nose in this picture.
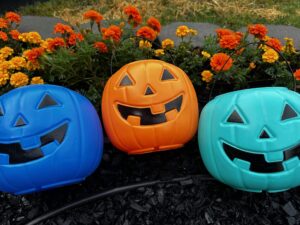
[14,115,27,127]
[259,129,271,139]
[145,86,155,95]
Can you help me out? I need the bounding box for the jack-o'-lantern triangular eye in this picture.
[282,104,298,120]
[38,94,59,109]
[120,75,133,87]
[227,110,244,124]
[161,69,175,81]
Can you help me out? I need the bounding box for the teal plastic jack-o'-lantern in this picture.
[198,87,300,192]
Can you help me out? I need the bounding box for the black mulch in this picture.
[1,138,300,225]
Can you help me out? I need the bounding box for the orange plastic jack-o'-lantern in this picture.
[102,60,199,154]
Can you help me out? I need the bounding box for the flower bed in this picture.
[1,6,300,109]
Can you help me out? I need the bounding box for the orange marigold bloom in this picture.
[9,29,20,40]
[68,33,84,46]
[147,17,161,33]
[123,5,142,27]
[5,12,21,24]
[54,23,73,34]
[83,10,103,24]
[47,37,65,51]
[136,26,157,41]
[30,76,44,85]
[102,25,122,42]
[10,72,28,87]
[219,34,241,50]
[294,69,300,81]
[0,31,8,41]
[0,18,8,29]
[23,47,45,62]
[248,24,268,39]
[210,53,233,72]
[216,28,235,38]
[94,41,108,53]
[265,37,283,52]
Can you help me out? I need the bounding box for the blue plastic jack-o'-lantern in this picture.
[0,85,103,194]
[199,87,300,192]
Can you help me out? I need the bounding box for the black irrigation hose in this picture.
[25,174,215,225]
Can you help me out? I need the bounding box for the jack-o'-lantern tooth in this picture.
[20,136,41,150]
[265,151,284,163]
[0,154,9,165]
[150,104,165,114]
[165,109,178,121]
[127,115,141,126]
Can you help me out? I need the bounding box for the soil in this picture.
[1,137,300,225]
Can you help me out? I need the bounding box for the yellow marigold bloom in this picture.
[139,40,152,49]
[19,32,42,44]
[0,72,9,86]
[176,25,189,37]
[154,49,165,56]
[201,70,213,83]
[10,72,29,87]
[0,47,14,59]
[30,76,44,85]
[283,37,296,54]
[162,38,174,49]
[188,28,198,36]
[262,49,279,63]
[26,61,40,71]
[201,51,211,58]
[249,62,256,69]
[0,61,10,73]
[9,57,26,70]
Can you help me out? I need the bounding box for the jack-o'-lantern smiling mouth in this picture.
[117,95,183,126]
[0,122,68,165]
[223,142,300,173]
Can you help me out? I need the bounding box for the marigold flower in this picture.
[54,23,73,34]
[162,38,174,49]
[283,37,296,54]
[9,56,26,70]
[30,76,44,85]
[0,18,8,29]
[262,49,279,63]
[5,12,21,24]
[249,62,256,70]
[26,61,40,71]
[176,25,189,38]
[188,28,198,36]
[294,69,300,81]
[248,24,268,39]
[136,26,156,41]
[0,31,8,41]
[139,40,152,49]
[9,29,20,40]
[0,61,10,73]
[123,5,142,27]
[154,49,165,57]
[68,33,84,46]
[201,70,213,82]
[0,47,14,59]
[219,34,241,50]
[83,10,103,24]
[10,72,29,87]
[94,41,108,53]
[216,28,235,38]
[147,17,161,33]
[23,47,44,62]
[102,25,122,42]
[210,53,233,72]
[19,32,42,44]
[47,37,66,51]
[265,38,283,52]
[0,72,9,86]
[201,51,211,58]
